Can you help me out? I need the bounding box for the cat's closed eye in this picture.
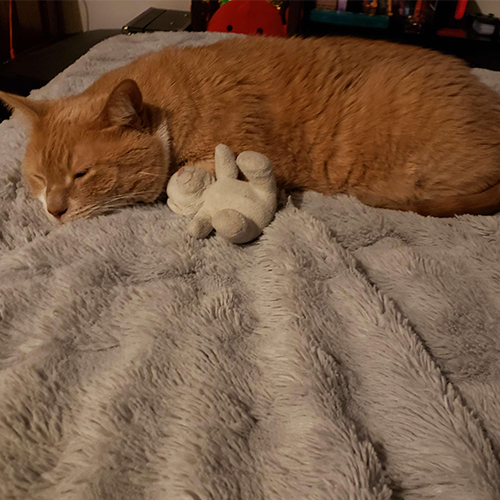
[74,170,88,179]
[31,173,45,183]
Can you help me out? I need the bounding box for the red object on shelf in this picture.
[207,0,285,37]
[454,0,468,21]
[437,27,467,38]
[9,0,15,59]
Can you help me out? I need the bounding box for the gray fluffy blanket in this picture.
[1,32,500,500]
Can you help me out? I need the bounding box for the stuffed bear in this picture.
[167,144,277,244]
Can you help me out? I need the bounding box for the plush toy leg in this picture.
[236,151,276,192]
[187,214,213,239]
[212,209,262,244]
[215,144,238,179]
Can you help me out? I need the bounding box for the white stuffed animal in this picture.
[167,144,277,244]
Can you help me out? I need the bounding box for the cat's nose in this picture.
[48,207,68,219]
[46,189,69,220]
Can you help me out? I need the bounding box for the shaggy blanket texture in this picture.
[1,32,500,500]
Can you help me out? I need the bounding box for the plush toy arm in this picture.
[187,212,213,239]
[215,144,238,179]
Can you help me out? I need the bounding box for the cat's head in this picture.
[0,79,170,223]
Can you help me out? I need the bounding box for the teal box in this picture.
[309,9,390,30]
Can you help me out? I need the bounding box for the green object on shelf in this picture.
[309,9,389,29]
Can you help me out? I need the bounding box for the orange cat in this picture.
[2,35,500,221]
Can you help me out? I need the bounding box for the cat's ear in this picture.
[99,79,145,129]
[0,91,47,124]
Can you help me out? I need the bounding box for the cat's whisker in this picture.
[63,188,166,221]
[95,189,160,204]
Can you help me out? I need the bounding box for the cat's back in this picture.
[147,35,467,76]
[141,35,491,131]
[148,35,474,94]
[91,35,484,116]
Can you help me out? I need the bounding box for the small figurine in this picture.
[207,0,286,37]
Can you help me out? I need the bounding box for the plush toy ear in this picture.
[0,91,47,125]
[99,79,144,129]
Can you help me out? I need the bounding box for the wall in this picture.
[78,0,191,31]
[476,0,500,17]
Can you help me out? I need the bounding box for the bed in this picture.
[1,32,500,500]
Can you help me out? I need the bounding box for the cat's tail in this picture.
[413,181,500,217]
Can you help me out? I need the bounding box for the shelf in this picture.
[309,9,390,30]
